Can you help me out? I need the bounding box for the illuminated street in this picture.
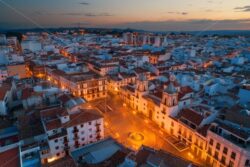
[91,93,205,166]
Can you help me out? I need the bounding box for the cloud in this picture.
[205,9,213,12]
[62,13,85,16]
[71,22,91,26]
[84,12,113,17]
[234,6,250,12]
[79,2,89,5]
[167,12,188,15]
[32,11,113,17]
[110,19,250,31]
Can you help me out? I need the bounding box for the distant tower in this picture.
[136,74,148,92]
[161,75,178,107]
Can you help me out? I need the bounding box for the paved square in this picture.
[89,93,205,165]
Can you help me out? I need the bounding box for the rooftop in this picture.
[0,147,20,167]
[71,138,127,165]
[63,109,103,128]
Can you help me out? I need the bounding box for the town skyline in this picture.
[1,0,250,31]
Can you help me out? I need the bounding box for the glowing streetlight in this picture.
[188,152,194,159]
[115,132,120,138]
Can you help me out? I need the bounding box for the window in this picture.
[209,139,213,146]
[88,122,92,125]
[214,151,219,160]
[245,159,250,166]
[54,139,58,143]
[216,143,220,150]
[200,142,203,149]
[229,161,234,167]
[221,156,226,165]
[89,135,92,138]
[82,138,85,141]
[208,147,212,155]
[80,124,84,128]
[223,147,228,155]
[55,146,59,150]
[56,153,60,157]
[171,122,174,127]
[231,152,236,160]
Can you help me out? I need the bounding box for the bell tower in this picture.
[162,75,178,107]
[136,74,148,92]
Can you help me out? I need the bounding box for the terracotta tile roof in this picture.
[58,94,73,103]
[21,87,34,100]
[40,107,67,119]
[197,124,210,137]
[63,109,102,128]
[178,109,204,126]
[180,86,193,94]
[178,86,193,100]
[0,147,19,167]
[45,118,62,131]
[0,84,11,100]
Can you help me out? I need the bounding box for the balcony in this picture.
[73,136,79,140]
[96,135,102,140]
[96,123,101,127]
[72,129,79,133]
[63,138,68,144]
[96,128,101,133]
[64,145,70,150]
[75,142,80,148]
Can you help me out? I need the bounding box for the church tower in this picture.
[136,74,148,93]
[161,75,178,107]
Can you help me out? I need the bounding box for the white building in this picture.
[21,40,42,52]
[0,82,14,115]
[40,107,104,164]
[207,120,250,167]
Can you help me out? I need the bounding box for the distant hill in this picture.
[1,27,250,37]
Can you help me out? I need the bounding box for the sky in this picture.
[0,0,250,31]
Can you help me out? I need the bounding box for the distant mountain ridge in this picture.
[1,27,250,36]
